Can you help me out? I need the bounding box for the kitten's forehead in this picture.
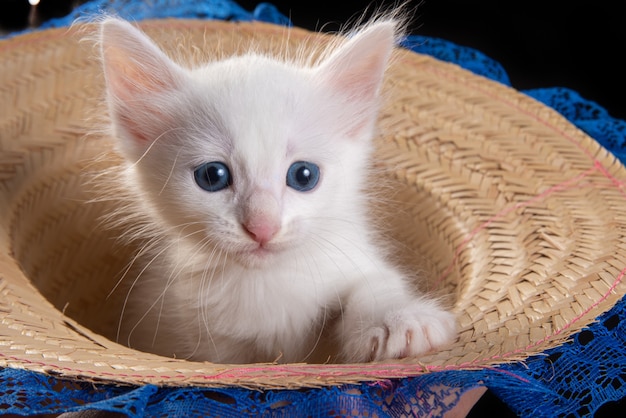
[192,54,317,152]
[193,53,311,100]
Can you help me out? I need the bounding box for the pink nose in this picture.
[243,221,280,245]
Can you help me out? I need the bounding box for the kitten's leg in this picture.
[338,269,457,362]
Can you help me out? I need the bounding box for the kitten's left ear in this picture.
[317,21,397,104]
[100,18,187,149]
[100,18,185,102]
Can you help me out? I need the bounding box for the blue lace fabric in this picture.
[2,1,626,416]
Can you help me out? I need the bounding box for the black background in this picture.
[1,1,625,416]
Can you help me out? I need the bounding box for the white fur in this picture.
[98,17,456,363]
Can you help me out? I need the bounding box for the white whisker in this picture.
[130,126,186,168]
[159,148,183,196]
[118,223,209,346]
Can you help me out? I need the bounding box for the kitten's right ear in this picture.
[317,21,397,102]
[314,20,399,138]
[100,18,185,147]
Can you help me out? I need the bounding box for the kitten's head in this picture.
[100,18,399,268]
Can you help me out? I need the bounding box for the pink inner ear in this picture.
[105,51,177,100]
[324,52,390,137]
[106,62,174,145]
[107,73,172,145]
[320,22,395,101]
[103,49,179,102]
[328,52,389,102]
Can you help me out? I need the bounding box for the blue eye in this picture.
[194,162,231,192]
[286,161,320,192]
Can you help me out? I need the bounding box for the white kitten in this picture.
[98,16,456,363]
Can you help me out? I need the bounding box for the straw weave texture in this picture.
[1,20,626,388]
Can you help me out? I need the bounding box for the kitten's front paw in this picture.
[344,302,457,362]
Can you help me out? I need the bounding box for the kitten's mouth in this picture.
[234,243,282,266]
[249,246,274,256]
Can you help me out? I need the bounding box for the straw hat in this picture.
[1,19,625,389]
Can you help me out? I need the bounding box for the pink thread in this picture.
[436,166,598,284]
[593,160,626,195]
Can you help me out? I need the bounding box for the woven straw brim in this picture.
[1,20,626,389]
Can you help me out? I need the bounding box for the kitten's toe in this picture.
[383,304,457,360]
[369,334,380,362]
[342,326,388,363]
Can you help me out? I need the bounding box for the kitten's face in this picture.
[100,18,395,268]
[131,57,369,267]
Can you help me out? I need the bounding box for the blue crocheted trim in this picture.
[70,0,286,27]
[2,1,626,417]
[403,35,511,86]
